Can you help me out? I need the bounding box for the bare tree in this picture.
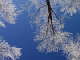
[22,0,70,52]
[21,0,80,60]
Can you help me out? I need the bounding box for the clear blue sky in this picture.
[0,0,80,60]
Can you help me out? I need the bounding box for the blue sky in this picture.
[0,0,80,60]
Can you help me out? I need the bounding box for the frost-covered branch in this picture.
[0,37,22,60]
[22,0,80,60]
[56,0,80,16]
[0,0,22,28]
[23,0,65,52]
[62,33,80,60]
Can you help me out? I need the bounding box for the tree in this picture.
[0,0,80,60]
[22,0,80,60]
[0,37,22,60]
[0,0,22,28]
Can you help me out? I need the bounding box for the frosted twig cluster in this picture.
[0,0,22,60]
[0,0,21,28]
[0,37,22,60]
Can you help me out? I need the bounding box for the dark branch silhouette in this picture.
[46,0,56,37]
